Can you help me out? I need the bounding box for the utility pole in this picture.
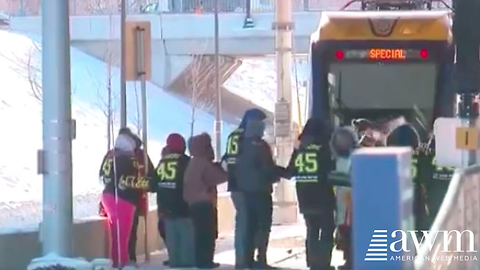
[120,0,127,127]
[40,0,73,257]
[244,0,254,28]
[453,0,480,166]
[214,0,222,160]
[273,0,297,224]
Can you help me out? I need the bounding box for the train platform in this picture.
[134,223,346,270]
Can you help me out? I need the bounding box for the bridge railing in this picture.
[0,0,352,16]
[415,165,480,270]
[0,0,452,16]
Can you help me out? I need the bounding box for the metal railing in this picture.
[415,165,480,270]
[0,0,354,16]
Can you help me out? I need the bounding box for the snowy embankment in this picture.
[0,30,309,232]
[0,30,236,231]
[225,57,309,124]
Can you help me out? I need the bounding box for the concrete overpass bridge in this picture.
[9,12,320,119]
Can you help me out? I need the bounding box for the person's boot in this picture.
[254,231,277,269]
[305,239,311,268]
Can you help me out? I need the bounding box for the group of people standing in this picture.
[333,117,455,269]
[98,109,454,270]
[220,108,338,270]
[99,127,227,269]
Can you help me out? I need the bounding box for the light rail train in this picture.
[307,3,454,139]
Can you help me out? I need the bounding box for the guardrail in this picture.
[415,165,480,270]
[0,0,351,16]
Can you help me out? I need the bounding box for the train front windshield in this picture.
[311,45,455,128]
[328,62,436,117]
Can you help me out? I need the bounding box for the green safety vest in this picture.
[431,157,455,181]
[293,144,321,183]
[225,128,243,164]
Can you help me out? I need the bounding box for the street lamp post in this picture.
[40,0,73,257]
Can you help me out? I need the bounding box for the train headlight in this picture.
[335,50,345,60]
[420,49,428,59]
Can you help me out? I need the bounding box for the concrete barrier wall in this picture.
[0,193,235,270]
[0,217,108,270]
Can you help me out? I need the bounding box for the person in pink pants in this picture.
[99,130,151,268]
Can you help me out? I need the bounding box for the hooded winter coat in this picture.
[100,134,149,205]
[223,109,267,191]
[235,119,281,193]
[183,133,228,205]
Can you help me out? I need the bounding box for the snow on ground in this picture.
[0,30,237,231]
[0,30,309,231]
[225,57,309,124]
[27,253,92,270]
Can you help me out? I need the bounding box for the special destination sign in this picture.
[335,49,429,60]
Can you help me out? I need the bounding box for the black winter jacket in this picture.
[100,150,149,205]
[286,138,336,214]
[151,153,190,218]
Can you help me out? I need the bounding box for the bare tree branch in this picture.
[187,40,212,137]
[1,41,43,101]
[130,81,142,136]
[91,52,118,151]
[90,12,118,150]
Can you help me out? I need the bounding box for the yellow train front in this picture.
[307,10,455,133]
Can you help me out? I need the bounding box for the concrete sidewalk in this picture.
[137,224,308,270]
[138,248,306,270]
[136,223,346,270]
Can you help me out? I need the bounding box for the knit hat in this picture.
[166,133,186,153]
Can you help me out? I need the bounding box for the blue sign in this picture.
[351,147,414,270]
